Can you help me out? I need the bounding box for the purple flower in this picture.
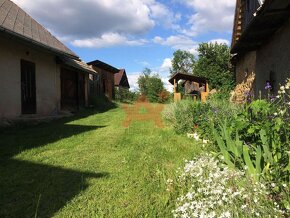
[265,81,272,90]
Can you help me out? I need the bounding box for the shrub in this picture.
[115,88,137,103]
[211,78,290,211]
[162,99,239,138]
[162,100,212,135]
[172,154,284,218]
[158,90,171,103]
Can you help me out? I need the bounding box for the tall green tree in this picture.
[170,50,195,76]
[194,43,235,91]
[137,68,165,102]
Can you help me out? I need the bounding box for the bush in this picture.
[115,88,137,103]
[172,154,284,217]
[162,99,239,138]
[162,100,212,135]
[158,90,170,103]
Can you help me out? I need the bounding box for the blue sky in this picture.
[13,0,236,91]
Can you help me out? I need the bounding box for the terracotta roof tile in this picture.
[0,0,77,58]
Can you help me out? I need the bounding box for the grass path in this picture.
[0,104,204,217]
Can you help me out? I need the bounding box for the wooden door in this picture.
[61,69,78,111]
[78,73,85,108]
[21,60,36,114]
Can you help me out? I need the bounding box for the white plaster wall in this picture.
[0,35,61,119]
[255,18,290,96]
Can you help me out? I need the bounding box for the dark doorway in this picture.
[61,68,78,111]
[78,73,85,108]
[21,60,36,114]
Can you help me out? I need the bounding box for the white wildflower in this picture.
[221,211,231,218]
[280,86,285,91]
[241,205,247,209]
[193,132,200,141]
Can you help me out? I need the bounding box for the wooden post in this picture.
[174,79,177,93]
[206,82,209,93]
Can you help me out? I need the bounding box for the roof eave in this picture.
[231,0,290,54]
[0,26,78,59]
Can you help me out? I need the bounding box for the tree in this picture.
[137,68,165,102]
[170,50,195,76]
[194,43,235,91]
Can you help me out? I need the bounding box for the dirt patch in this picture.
[122,102,164,128]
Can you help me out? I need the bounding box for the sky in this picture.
[12,0,236,91]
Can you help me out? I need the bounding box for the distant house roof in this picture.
[59,57,97,74]
[87,60,119,74]
[0,0,78,58]
[115,69,130,88]
[231,0,290,54]
[168,73,208,85]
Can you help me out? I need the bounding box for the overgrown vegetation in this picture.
[163,79,290,216]
[172,154,284,217]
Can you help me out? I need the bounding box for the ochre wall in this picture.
[255,18,290,97]
[0,36,61,119]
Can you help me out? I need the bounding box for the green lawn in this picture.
[0,104,203,217]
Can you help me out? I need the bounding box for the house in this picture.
[231,0,290,103]
[0,0,96,119]
[114,69,130,90]
[168,73,209,102]
[87,60,119,100]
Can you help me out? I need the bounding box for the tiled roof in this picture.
[60,57,97,74]
[0,0,77,58]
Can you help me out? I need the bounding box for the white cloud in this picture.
[179,0,235,36]
[147,0,181,30]
[160,58,172,73]
[127,74,140,91]
[12,0,181,49]
[153,35,199,55]
[72,33,148,48]
[12,0,155,38]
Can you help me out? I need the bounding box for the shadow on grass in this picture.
[0,160,108,217]
[0,119,108,217]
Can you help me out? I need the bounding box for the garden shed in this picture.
[169,73,209,102]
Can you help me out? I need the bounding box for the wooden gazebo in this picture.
[169,73,209,102]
